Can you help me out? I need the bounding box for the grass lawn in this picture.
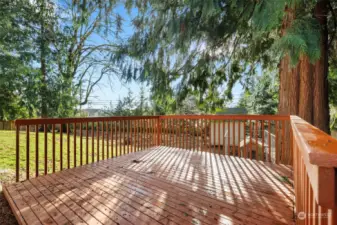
[0,130,137,183]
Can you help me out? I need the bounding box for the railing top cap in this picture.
[15,116,160,125]
[291,115,337,167]
[15,114,291,125]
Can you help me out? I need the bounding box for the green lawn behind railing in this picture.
[0,130,125,183]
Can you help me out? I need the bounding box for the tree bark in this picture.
[39,0,48,118]
[298,56,313,122]
[278,0,330,134]
[313,0,330,133]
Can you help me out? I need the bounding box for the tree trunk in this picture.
[313,0,330,133]
[39,0,48,118]
[278,0,330,134]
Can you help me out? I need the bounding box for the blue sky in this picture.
[83,4,145,109]
[83,4,243,110]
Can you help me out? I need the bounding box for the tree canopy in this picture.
[113,0,336,116]
[0,0,125,119]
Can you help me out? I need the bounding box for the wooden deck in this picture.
[4,147,294,225]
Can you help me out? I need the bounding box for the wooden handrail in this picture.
[290,116,337,223]
[159,114,290,120]
[15,116,160,125]
[291,116,337,167]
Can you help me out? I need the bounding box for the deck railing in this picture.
[15,116,159,182]
[158,115,292,164]
[291,116,337,224]
[13,114,337,223]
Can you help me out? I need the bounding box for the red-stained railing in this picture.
[291,116,337,224]
[15,116,159,182]
[158,115,292,164]
[14,114,337,223]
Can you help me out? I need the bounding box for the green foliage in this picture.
[237,72,278,115]
[114,0,330,111]
[275,17,321,65]
[114,0,324,110]
[0,0,125,119]
[102,88,153,116]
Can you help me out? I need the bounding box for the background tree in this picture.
[115,0,337,133]
[0,0,37,120]
[238,72,279,114]
[103,88,154,116]
[0,0,125,119]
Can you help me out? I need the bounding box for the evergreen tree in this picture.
[238,72,278,115]
[115,0,336,133]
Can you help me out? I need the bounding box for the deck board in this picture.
[4,146,294,225]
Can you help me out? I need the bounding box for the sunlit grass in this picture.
[0,130,151,182]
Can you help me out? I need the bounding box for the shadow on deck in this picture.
[4,146,294,225]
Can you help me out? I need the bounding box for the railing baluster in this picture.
[129,120,132,153]
[243,120,246,158]
[67,123,70,168]
[151,119,153,147]
[119,120,121,155]
[145,119,148,150]
[122,120,125,154]
[173,119,176,148]
[134,120,137,151]
[207,119,210,152]
[142,119,144,150]
[211,119,214,153]
[91,122,94,162]
[111,121,114,157]
[107,121,110,158]
[97,121,100,161]
[102,121,104,160]
[275,120,279,164]
[60,124,63,171]
[217,120,219,154]
[35,124,39,177]
[227,120,230,156]
[144,119,147,149]
[74,123,77,167]
[16,125,20,182]
[236,119,241,157]
[86,122,89,164]
[145,119,147,149]
[222,120,225,155]
[255,120,258,160]
[80,122,83,164]
[168,119,171,147]
[140,119,142,150]
[44,124,48,174]
[126,120,129,154]
[268,120,271,162]
[182,119,185,149]
[194,120,197,151]
[115,120,118,156]
[52,124,55,172]
[249,120,252,159]
[262,120,265,161]
[188,119,190,150]
[281,120,286,163]
[233,120,236,156]
[26,125,30,180]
